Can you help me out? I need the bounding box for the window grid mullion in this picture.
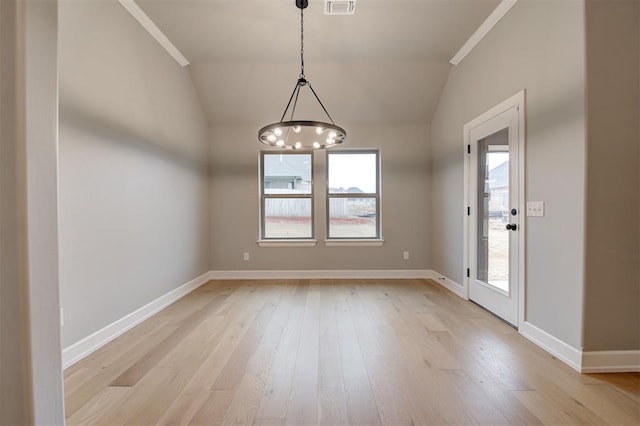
[264,193,312,199]
[327,193,377,198]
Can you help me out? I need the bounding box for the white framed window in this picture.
[326,150,381,240]
[260,152,314,241]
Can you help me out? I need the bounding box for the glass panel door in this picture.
[465,92,524,327]
[476,128,510,293]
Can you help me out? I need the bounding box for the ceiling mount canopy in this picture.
[258,0,346,150]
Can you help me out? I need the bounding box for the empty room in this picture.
[1,0,639,424]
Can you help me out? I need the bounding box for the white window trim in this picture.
[324,239,384,247]
[257,239,318,247]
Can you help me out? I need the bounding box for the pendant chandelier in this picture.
[258,0,346,150]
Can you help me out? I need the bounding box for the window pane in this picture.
[264,198,312,238]
[329,198,377,238]
[264,153,312,194]
[476,131,510,292]
[328,153,377,194]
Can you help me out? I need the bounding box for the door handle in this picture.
[506,223,518,231]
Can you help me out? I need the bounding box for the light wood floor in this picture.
[64,279,640,425]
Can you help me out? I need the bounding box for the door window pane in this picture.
[477,128,509,292]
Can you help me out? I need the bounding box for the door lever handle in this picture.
[506,223,518,231]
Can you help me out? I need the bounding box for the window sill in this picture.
[324,239,385,247]
[257,239,318,247]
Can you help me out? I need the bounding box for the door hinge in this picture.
[467,206,471,216]
[467,144,471,154]
[466,268,470,278]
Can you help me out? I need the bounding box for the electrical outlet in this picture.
[243,252,250,261]
[403,251,410,260]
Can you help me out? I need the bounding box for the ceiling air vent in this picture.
[324,0,356,15]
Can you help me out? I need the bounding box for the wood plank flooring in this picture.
[64,279,640,425]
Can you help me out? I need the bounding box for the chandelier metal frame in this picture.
[258,0,346,150]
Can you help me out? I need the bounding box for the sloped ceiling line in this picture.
[118,0,514,125]
[450,0,518,66]
[118,0,190,67]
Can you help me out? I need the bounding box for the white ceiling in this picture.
[135,0,500,126]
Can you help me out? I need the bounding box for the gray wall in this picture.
[430,0,586,348]
[583,0,640,351]
[210,125,431,271]
[1,0,65,423]
[58,0,210,348]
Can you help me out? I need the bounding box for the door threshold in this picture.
[469,300,518,330]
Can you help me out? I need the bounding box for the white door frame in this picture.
[463,90,526,327]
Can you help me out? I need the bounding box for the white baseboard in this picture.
[209,269,432,280]
[62,269,639,374]
[581,350,640,373]
[426,270,467,299]
[519,321,583,372]
[62,271,212,369]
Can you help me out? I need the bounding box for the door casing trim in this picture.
[463,90,526,328]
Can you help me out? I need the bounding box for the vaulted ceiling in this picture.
[135,0,500,126]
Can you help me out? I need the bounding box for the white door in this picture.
[464,92,525,327]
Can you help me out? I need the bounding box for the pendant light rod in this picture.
[279,78,336,125]
[279,80,303,122]
[308,82,336,124]
[299,0,305,78]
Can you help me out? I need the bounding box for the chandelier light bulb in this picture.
[316,127,324,135]
[312,141,321,149]
[276,139,285,147]
[267,134,276,142]
[293,126,302,133]
[274,128,283,136]
[294,142,302,150]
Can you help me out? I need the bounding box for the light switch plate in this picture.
[526,201,544,217]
